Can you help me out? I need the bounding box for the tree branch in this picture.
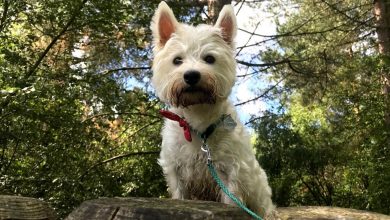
[94,151,159,168]
[245,115,267,126]
[99,66,151,77]
[79,151,159,180]
[110,119,161,149]
[301,177,323,205]
[0,0,9,33]
[236,10,367,51]
[236,21,260,57]
[236,59,291,67]
[24,0,89,80]
[235,77,285,107]
[320,1,374,27]
[82,111,160,123]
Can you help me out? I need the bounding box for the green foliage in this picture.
[0,0,204,218]
[254,0,390,214]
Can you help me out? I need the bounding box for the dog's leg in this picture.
[245,167,275,217]
[160,153,189,200]
[221,187,243,206]
[217,172,243,206]
[165,167,189,199]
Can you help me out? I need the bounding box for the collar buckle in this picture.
[201,140,212,164]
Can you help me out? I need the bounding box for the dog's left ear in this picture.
[215,5,237,45]
[151,1,179,49]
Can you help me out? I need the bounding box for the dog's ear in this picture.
[151,1,178,49]
[215,5,237,45]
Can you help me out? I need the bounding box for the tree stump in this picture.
[2,195,389,220]
[66,197,390,220]
[0,195,57,220]
[65,197,253,220]
[276,206,390,220]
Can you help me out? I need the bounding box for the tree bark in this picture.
[203,0,232,24]
[374,0,390,213]
[374,0,390,129]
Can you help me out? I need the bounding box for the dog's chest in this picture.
[176,148,221,201]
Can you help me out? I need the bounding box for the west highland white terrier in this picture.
[150,1,274,218]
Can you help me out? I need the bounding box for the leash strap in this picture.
[202,142,264,220]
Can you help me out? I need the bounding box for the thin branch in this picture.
[24,0,89,80]
[321,0,374,27]
[301,177,323,205]
[99,66,151,77]
[79,151,159,180]
[93,151,159,168]
[237,12,317,42]
[237,20,356,50]
[238,22,350,39]
[0,133,20,176]
[82,112,160,123]
[112,119,160,144]
[235,77,285,107]
[287,59,305,74]
[236,9,367,51]
[236,59,291,67]
[235,0,246,16]
[245,115,267,126]
[236,22,260,57]
[0,0,9,33]
[237,67,273,78]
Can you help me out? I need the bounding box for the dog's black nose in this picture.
[184,70,201,86]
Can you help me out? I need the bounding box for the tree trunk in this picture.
[373,0,390,213]
[374,0,390,129]
[203,0,232,24]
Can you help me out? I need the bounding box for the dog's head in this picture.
[150,1,237,108]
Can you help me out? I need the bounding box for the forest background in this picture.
[1,0,390,218]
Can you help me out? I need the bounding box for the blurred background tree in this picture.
[254,0,390,214]
[0,0,389,218]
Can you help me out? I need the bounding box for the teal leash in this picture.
[201,141,264,220]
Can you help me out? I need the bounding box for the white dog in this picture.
[151,1,274,218]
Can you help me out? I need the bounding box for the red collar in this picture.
[159,110,192,142]
[159,109,236,143]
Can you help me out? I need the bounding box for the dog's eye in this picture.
[173,57,183,65]
[204,55,215,64]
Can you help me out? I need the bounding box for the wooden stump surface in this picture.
[66,197,390,220]
[2,195,390,220]
[276,206,390,220]
[0,195,56,220]
[65,197,253,220]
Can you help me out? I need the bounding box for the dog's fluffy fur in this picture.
[151,1,274,217]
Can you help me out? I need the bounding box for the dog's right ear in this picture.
[215,5,237,46]
[151,1,178,49]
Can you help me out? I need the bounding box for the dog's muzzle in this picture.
[170,75,216,107]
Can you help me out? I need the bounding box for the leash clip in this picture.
[201,139,212,164]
